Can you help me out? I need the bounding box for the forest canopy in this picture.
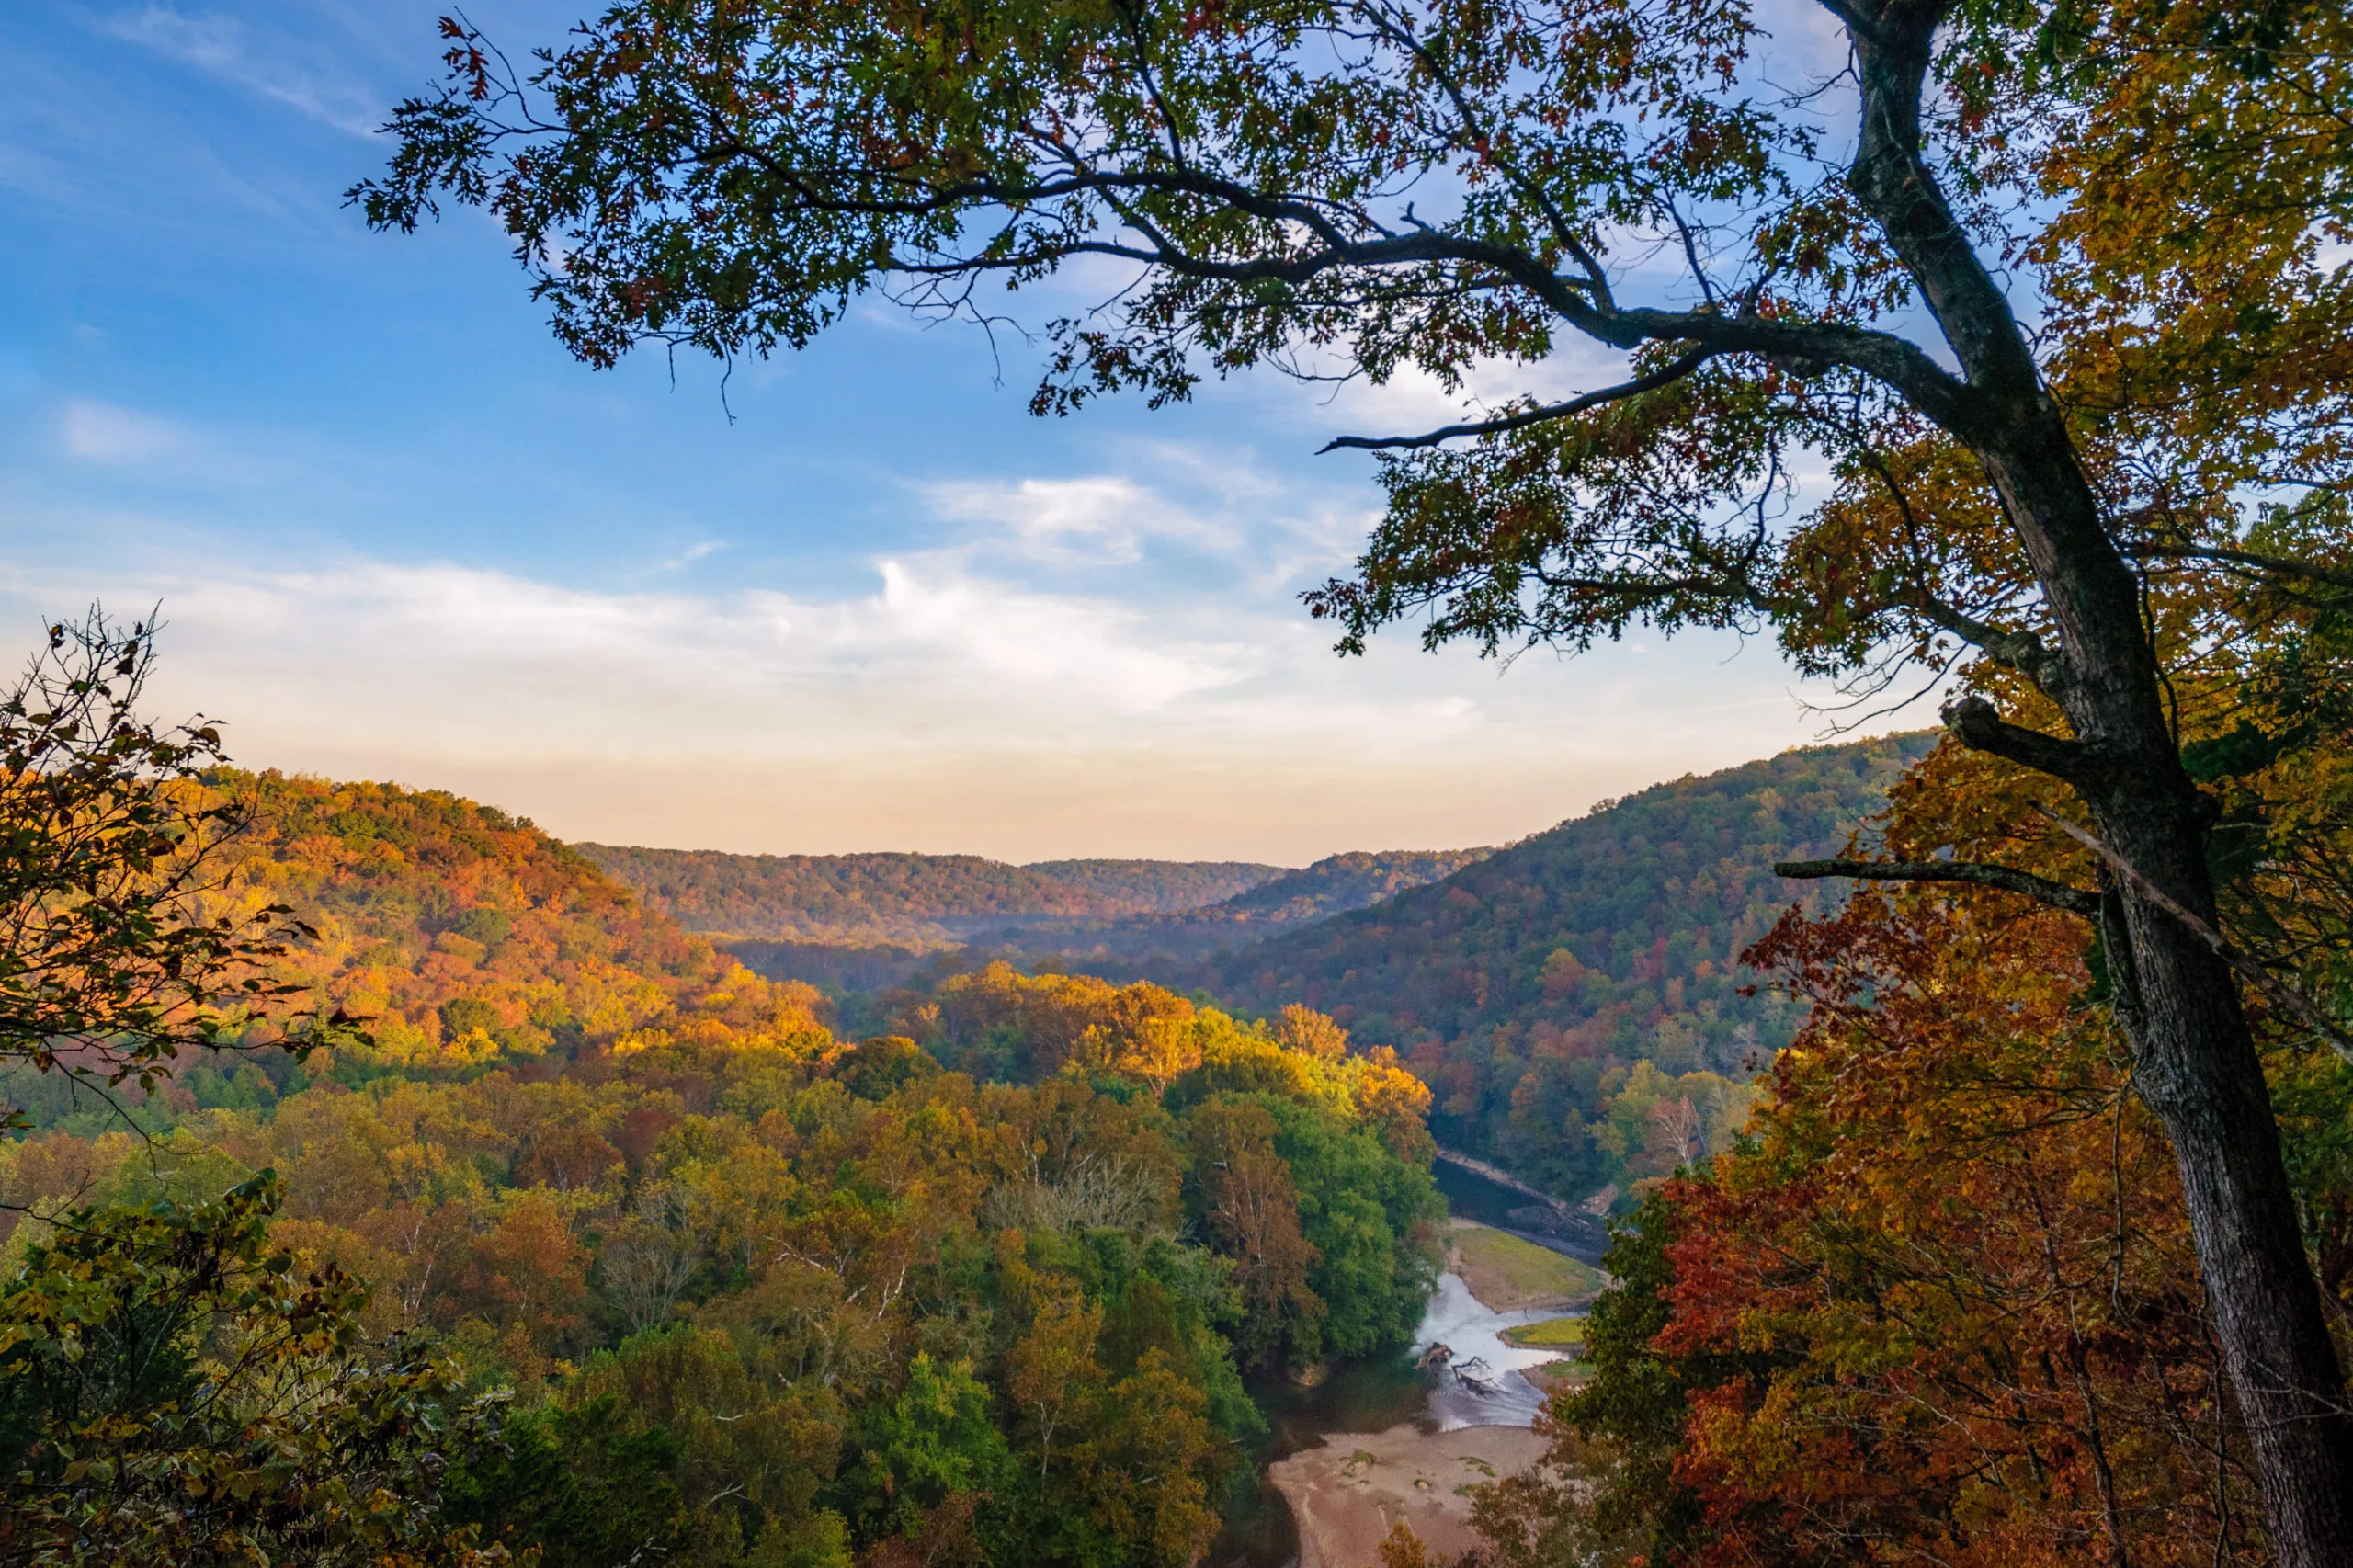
[0,762,1444,1568]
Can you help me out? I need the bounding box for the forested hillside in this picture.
[972,848,1491,960]
[701,741,1932,1209]
[1211,850,1491,921]
[572,845,1127,943]
[0,769,1443,1568]
[1022,859,1282,912]
[1209,736,1936,1199]
[584,842,1478,954]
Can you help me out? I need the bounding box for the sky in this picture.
[0,0,1894,864]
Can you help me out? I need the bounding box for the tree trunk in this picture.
[1844,12,2353,1562]
[2106,801,2353,1566]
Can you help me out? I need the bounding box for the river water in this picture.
[1202,1161,1596,1568]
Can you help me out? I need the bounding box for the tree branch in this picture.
[2032,808,2353,1066]
[709,135,1986,430]
[1942,695,2112,791]
[1775,858,2101,915]
[1319,348,1717,452]
[2120,540,2353,594]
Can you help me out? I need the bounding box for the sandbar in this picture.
[1447,1217,1600,1313]
[1267,1421,1552,1568]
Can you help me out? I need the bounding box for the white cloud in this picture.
[104,6,380,135]
[53,397,278,485]
[866,560,1244,709]
[18,551,1256,755]
[919,475,1229,565]
[650,540,729,573]
[0,527,1879,860]
[58,398,195,464]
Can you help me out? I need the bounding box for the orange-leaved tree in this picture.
[1467,881,2261,1566]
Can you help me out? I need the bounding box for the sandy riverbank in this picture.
[1267,1421,1552,1568]
[1257,1226,1592,1568]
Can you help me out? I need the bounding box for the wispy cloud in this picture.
[646,540,731,574]
[0,526,1859,859]
[913,445,1377,597]
[58,398,193,464]
[103,6,380,134]
[920,475,1238,566]
[52,397,278,485]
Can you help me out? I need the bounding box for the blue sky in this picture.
[0,0,1881,862]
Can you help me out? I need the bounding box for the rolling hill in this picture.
[973,848,1494,960]
[570,846,1284,943]
[1203,733,1937,1193]
[573,844,1482,949]
[577,734,1932,1205]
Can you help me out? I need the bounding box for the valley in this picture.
[18,0,2347,1554]
[632,734,1935,1215]
[0,737,1901,1568]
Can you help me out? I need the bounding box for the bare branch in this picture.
[1776,858,2102,915]
[1320,348,1716,452]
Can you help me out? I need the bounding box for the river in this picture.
[1203,1161,1597,1568]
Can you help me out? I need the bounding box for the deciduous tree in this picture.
[0,611,336,1127]
[0,1172,509,1567]
[358,1,2353,1549]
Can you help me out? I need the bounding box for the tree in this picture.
[444,1392,689,1568]
[1063,1351,1222,1568]
[359,1,2353,1551]
[1483,882,2283,1567]
[1186,1098,1325,1369]
[842,1353,1014,1550]
[0,610,334,1126]
[1006,1290,1104,1476]
[1267,1004,1349,1062]
[0,1171,508,1567]
[597,1179,706,1335]
[1659,887,2257,1564]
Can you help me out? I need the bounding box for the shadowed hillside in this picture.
[1205,734,1937,1196]
[978,848,1492,960]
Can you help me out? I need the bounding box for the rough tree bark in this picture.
[1850,8,2353,1562]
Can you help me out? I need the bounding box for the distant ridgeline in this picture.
[968,848,1494,961]
[572,845,1289,944]
[575,842,1489,959]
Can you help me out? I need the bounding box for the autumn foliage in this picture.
[1667,892,2248,1562]
[0,769,1442,1568]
